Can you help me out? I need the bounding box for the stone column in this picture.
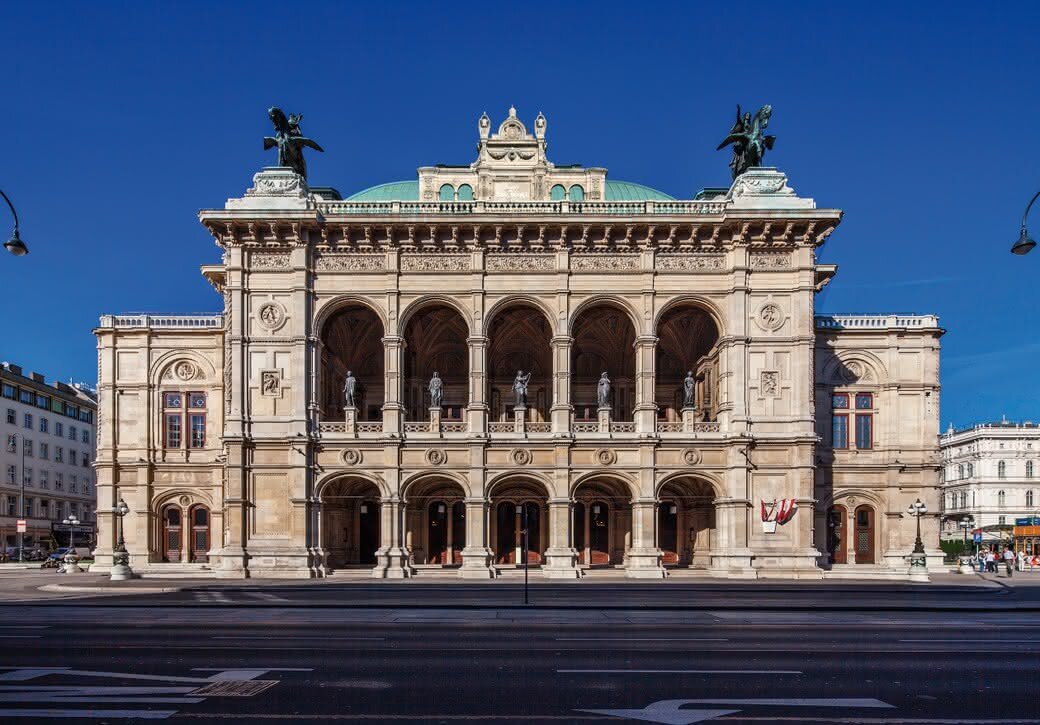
[625,498,665,578]
[372,497,412,578]
[429,406,442,435]
[382,335,404,436]
[514,406,527,435]
[543,498,580,578]
[710,497,755,576]
[633,335,658,435]
[597,407,611,433]
[459,498,494,578]
[550,335,573,435]
[467,335,489,435]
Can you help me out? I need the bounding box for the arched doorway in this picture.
[658,478,717,567]
[853,505,876,565]
[403,479,466,567]
[188,505,210,563]
[490,479,548,566]
[571,303,636,422]
[828,504,848,565]
[403,304,469,422]
[487,304,553,423]
[656,303,721,422]
[573,479,632,567]
[321,304,385,421]
[161,505,182,563]
[320,478,382,569]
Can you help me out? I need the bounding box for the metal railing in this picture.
[814,314,940,330]
[98,314,223,329]
[315,199,729,217]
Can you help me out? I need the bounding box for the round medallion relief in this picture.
[178,495,191,507]
[757,302,784,332]
[595,448,617,466]
[342,448,362,466]
[511,448,532,466]
[426,449,447,466]
[256,302,286,330]
[681,448,702,466]
[173,361,199,381]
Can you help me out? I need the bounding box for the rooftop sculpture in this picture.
[717,104,776,180]
[263,107,323,180]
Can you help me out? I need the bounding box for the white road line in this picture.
[558,669,803,674]
[0,635,40,639]
[555,637,727,642]
[0,626,48,630]
[0,709,176,719]
[899,639,1040,643]
[209,636,383,641]
[244,592,290,603]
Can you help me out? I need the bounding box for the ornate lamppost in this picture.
[958,515,976,574]
[1010,191,1039,255]
[0,189,28,256]
[61,514,81,573]
[110,498,134,581]
[907,498,928,580]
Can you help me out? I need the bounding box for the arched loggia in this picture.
[402,305,469,421]
[571,303,636,421]
[655,303,721,422]
[487,304,553,423]
[321,305,385,421]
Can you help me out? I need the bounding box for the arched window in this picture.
[998,461,1006,479]
[998,490,1006,508]
[967,463,974,478]
[1027,490,1035,507]
[550,184,566,201]
[568,184,585,201]
[1028,461,1034,478]
[438,184,455,201]
[457,184,473,201]
[947,494,954,510]
[958,464,964,479]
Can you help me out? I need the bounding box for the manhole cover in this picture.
[192,680,278,697]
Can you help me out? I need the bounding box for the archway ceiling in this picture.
[572,306,636,379]
[488,307,552,381]
[322,308,386,377]
[657,309,719,377]
[404,307,469,382]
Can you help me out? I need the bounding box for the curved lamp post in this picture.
[0,188,28,257]
[907,498,928,580]
[1011,191,1040,255]
[110,497,134,581]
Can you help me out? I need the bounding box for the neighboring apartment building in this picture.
[939,420,1040,541]
[0,362,97,551]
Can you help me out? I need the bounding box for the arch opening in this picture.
[655,304,721,423]
[488,478,549,566]
[321,304,385,421]
[403,479,467,566]
[573,478,632,567]
[403,305,469,421]
[571,303,636,421]
[319,477,382,569]
[488,304,552,423]
[658,477,717,568]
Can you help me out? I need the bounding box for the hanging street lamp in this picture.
[1010,191,1040,255]
[0,189,28,256]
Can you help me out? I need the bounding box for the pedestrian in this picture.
[1017,550,1025,572]
[986,549,997,573]
[1003,547,1015,578]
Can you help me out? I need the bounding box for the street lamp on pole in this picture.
[61,514,81,573]
[0,188,28,257]
[14,433,26,562]
[110,497,134,581]
[1010,190,1040,255]
[907,498,928,580]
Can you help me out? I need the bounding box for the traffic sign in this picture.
[15,519,26,533]
[973,533,982,543]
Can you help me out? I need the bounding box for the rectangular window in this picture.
[855,414,873,449]
[23,413,31,429]
[23,499,32,517]
[54,447,63,463]
[6,496,15,515]
[5,465,15,484]
[855,393,873,409]
[55,422,63,437]
[19,389,32,405]
[39,417,48,433]
[23,439,32,457]
[831,393,849,409]
[65,403,78,419]
[36,395,48,410]
[54,473,63,490]
[39,500,48,519]
[23,467,32,487]
[164,392,183,408]
[39,443,47,460]
[6,408,14,424]
[69,450,77,466]
[832,414,849,449]
[81,430,89,445]
[68,425,76,441]
[165,414,182,449]
[82,455,89,468]
[5,434,15,452]
[39,471,48,489]
[2,384,15,399]
[189,392,206,409]
[189,414,206,449]
[70,475,77,494]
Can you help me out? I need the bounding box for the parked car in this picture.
[4,547,46,562]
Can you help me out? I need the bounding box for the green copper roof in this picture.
[346,179,674,202]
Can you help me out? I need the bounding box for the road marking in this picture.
[899,639,1040,643]
[0,708,176,719]
[0,626,48,629]
[558,670,802,674]
[556,635,723,641]
[210,636,384,641]
[578,698,893,724]
[0,635,40,639]
[243,592,290,603]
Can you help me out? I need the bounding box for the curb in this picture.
[37,583,185,595]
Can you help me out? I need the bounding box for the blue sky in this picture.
[2,2,1038,428]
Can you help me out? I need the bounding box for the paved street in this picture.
[0,575,1038,722]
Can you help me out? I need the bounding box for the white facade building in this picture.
[939,421,1040,540]
[0,362,97,552]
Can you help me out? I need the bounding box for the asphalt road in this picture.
[0,584,1037,723]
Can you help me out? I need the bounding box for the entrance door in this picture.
[428,502,449,564]
[451,502,465,565]
[359,501,380,565]
[829,505,848,565]
[161,506,182,563]
[522,502,542,564]
[573,502,586,564]
[496,503,516,564]
[854,505,875,565]
[188,506,210,563]
[589,501,610,565]
[658,502,678,565]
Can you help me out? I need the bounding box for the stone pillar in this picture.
[551,335,573,436]
[459,499,494,578]
[382,335,404,436]
[344,406,358,436]
[625,499,665,578]
[597,406,611,433]
[543,498,581,578]
[682,407,698,433]
[372,497,412,578]
[216,447,248,578]
[467,335,489,435]
[633,335,658,435]
[710,497,755,576]
[429,406,442,435]
[514,406,527,435]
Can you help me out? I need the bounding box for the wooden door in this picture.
[658,502,678,565]
[496,503,515,564]
[359,501,379,565]
[828,505,848,565]
[589,501,610,565]
[188,506,210,563]
[573,502,587,564]
[428,502,448,564]
[854,505,875,565]
[451,502,465,565]
[161,506,182,563]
